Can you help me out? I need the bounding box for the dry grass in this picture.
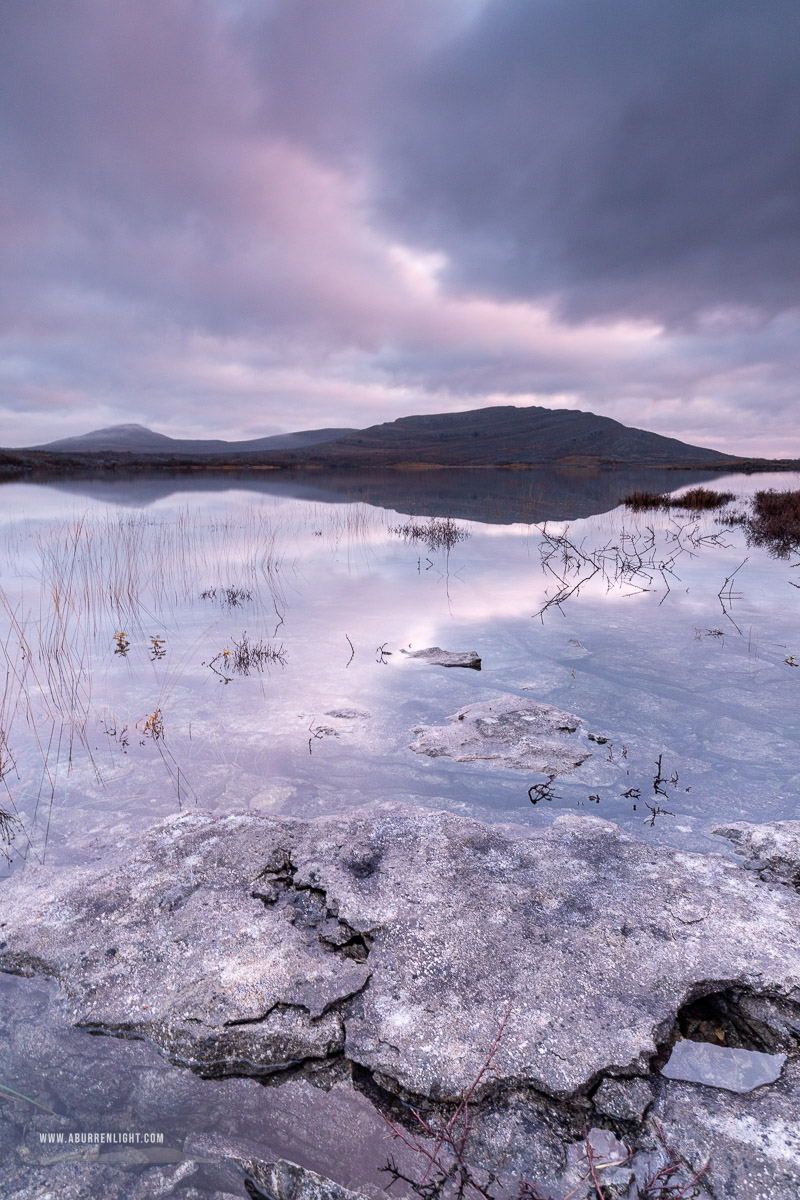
[622,491,670,511]
[229,632,286,674]
[393,516,470,552]
[207,632,287,682]
[200,585,254,608]
[623,488,734,513]
[0,504,294,858]
[670,487,735,511]
[745,488,800,557]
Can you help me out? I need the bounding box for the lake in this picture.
[1,466,798,1191]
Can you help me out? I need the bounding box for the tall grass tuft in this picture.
[624,488,734,512]
[746,489,800,557]
[670,487,735,511]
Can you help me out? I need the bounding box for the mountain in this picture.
[31,423,357,455]
[293,405,738,467]
[13,405,751,471]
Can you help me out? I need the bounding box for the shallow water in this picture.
[1,467,798,874]
[662,1039,787,1093]
[1,466,799,1189]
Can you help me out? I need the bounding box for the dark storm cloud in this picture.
[355,0,800,325]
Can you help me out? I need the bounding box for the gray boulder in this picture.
[409,695,590,772]
[1,808,799,1106]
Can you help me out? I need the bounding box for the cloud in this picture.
[367,0,800,326]
[0,0,798,454]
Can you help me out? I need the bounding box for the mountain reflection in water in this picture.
[41,465,729,523]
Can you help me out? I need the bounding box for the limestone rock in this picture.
[0,813,368,1076]
[400,646,481,669]
[593,1077,653,1123]
[324,709,372,720]
[713,820,800,887]
[661,1041,786,1093]
[409,695,590,772]
[647,1056,800,1200]
[1,1159,241,1200]
[2,809,800,1107]
[238,1158,370,1200]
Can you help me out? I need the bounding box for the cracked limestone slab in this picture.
[0,812,369,1075]
[409,695,590,772]
[1,809,800,1105]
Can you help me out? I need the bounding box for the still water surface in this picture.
[0,468,798,1189]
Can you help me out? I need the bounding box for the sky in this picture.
[1,0,799,455]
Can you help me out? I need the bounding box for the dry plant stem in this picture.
[0,804,20,863]
[529,775,558,804]
[638,1120,710,1199]
[382,1008,512,1200]
[0,1081,59,1116]
[532,518,729,620]
[716,558,747,633]
[584,1135,607,1200]
[383,1018,711,1200]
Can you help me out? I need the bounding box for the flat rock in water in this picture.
[324,709,372,721]
[410,695,589,772]
[714,820,800,886]
[1,808,800,1105]
[400,646,481,668]
[662,1041,786,1092]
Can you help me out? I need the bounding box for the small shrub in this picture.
[138,707,165,741]
[113,630,130,655]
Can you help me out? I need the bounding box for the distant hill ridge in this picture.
[32,424,357,455]
[25,405,740,468]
